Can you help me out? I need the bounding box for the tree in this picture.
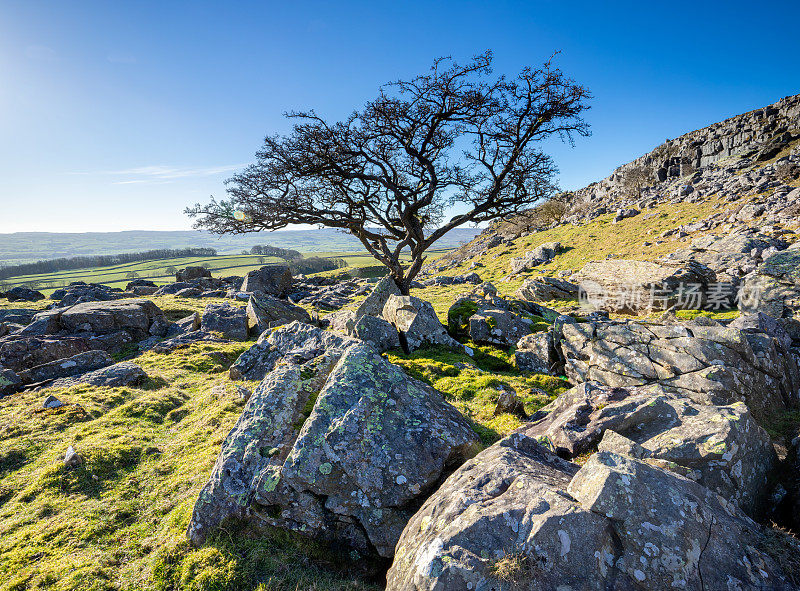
[126,271,140,280]
[187,51,591,294]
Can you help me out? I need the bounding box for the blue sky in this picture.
[1,0,798,233]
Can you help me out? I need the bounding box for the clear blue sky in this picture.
[1,0,798,233]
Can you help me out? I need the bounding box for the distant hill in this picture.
[0,227,481,266]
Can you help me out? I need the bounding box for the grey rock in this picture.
[515,276,579,301]
[509,241,562,274]
[58,299,166,341]
[63,446,83,468]
[229,321,356,381]
[559,319,800,422]
[49,362,147,389]
[246,293,311,336]
[574,259,717,312]
[514,330,559,374]
[526,381,776,516]
[383,295,461,352]
[388,436,797,590]
[2,286,45,302]
[17,349,113,384]
[165,312,201,337]
[355,275,402,318]
[201,303,248,341]
[176,266,212,282]
[0,309,38,325]
[468,308,533,347]
[152,330,230,353]
[351,314,400,352]
[0,365,21,396]
[43,394,64,408]
[188,339,480,558]
[240,266,293,298]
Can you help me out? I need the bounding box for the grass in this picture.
[0,341,379,591]
[385,344,568,446]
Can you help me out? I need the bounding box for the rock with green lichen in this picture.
[0,364,21,396]
[741,249,800,340]
[245,292,311,336]
[190,332,480,559]
[559,318,800,422]
[383,295,462,352]
[525,380,776,517]
[387,437,798,590]
[355,275,401,318]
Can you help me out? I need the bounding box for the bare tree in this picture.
[187,51,590,294]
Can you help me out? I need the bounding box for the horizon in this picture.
[2,1,799,233]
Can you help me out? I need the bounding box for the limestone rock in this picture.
[201,303,248,341]
[176,266,212,282]
[189,339,480,558]
[525,381,776,516]
[509,241,562,274]
[559,319,800,422]
[1,286,45,302]
[58,299,166,341]
[240,266,293,298]
[515,276,579,301]
[165,312,201,338]
[387,435,797,590]
[17,350,113,384]
[383,295,461,352]
[0,365,21,396]
[351,314,400,352]
[514,331,559,374]
[48,362,147,389]
[573,259,717,312]
[245,293,311,336]
[355,275,401,318]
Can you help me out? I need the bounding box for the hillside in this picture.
[2,94,800,590]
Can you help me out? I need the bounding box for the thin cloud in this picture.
[72,163,247,184]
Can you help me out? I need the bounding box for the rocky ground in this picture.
[2,93,800,590]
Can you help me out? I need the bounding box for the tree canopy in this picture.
[187,51,590,293]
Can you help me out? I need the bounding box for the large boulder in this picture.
[515,276,579,301]
[387,435,798,590]
[165,312,201,338]
[17,350,113,384]
[0,336,93,372]
[229,322,356,381]
[355,275,401,318]
[245,293,311,336]
[1,286,45,302]
[0,309,38,325]
[383,295,461,352]
[48,362,147,389]
[351,314,400,352]
[559,319,800,422]
[467,308,534,347]
[58,299,166,341]
[240,266,293,298]
[188,336,480,558]
[741,249,800,334]
[514,331,559,374]
[525,381,776,517]
[573,259,718,312]
[509,241,562,274]
[201,303,248,341]
[50,282,128,306]
[176,266,212,282]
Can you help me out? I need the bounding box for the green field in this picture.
[0,250,453,295]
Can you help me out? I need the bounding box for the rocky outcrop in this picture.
[387,434,798,590]
[201,303,248,341]
[0,365,21,396]
[741,249,800,339]
[514,331,559,374]
[229,322,357,381]
[16,350,113,385]
[383,295,461,352]
[50,282,131,306]
[525,381,776,517]
[559,318,800,422]
[573,259,720,313]
[355,275,401,318]
[245,293,311,336]
[515,276,579,302]
[509,241,562,274]
[240,266,293,298]
[176,266,212,282]
[48,362,147,389]
[1,287,45,302]
[188,327,480,558]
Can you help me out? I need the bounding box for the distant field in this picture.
[0,228,480,265]
[0,250,449,295]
